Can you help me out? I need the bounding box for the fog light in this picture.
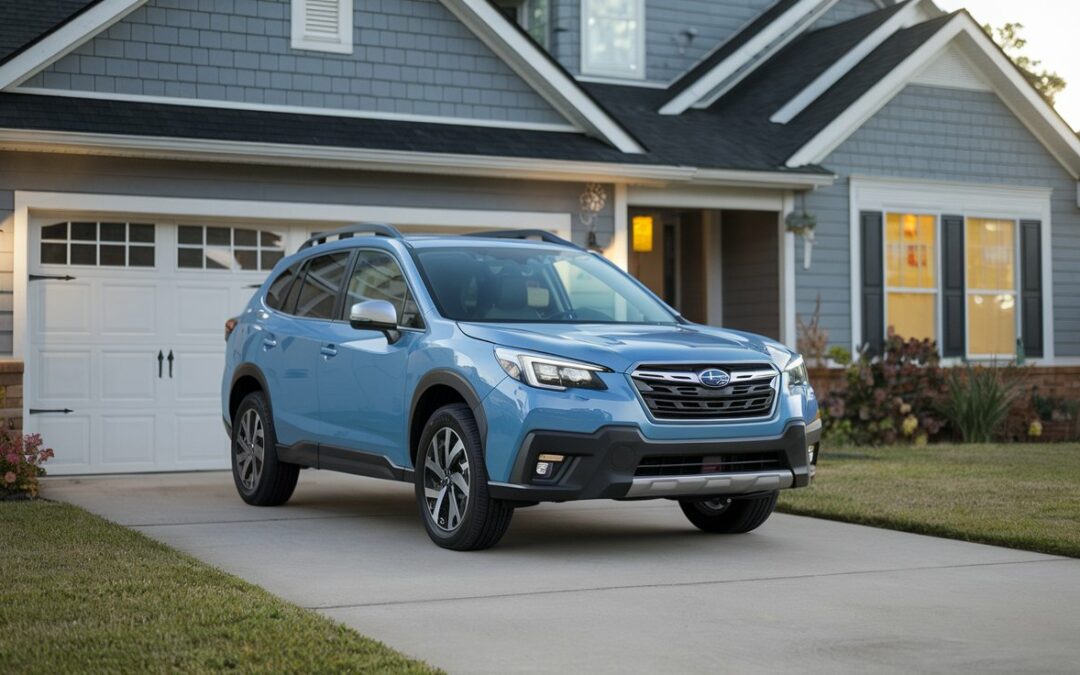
[534,454,566,479]
[535,461,553,477]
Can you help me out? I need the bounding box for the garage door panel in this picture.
[100,415,156,466]
[36,282,93,337]
[175,413,229,465]
[100,350,158,401]
[174,350,225,403]
[35,414,91,470]
[101,283,157,336]
[34,349,92,402]
[176,285,232,338]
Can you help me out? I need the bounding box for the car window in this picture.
[265,261,302,311]
[346,250,425,329]
[294,252,351,320]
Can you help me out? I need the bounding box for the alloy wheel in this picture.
[423,426,471,531]
[235,408,265,491]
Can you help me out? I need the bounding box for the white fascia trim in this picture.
[786,14,1080,177]
[691,0,841,111]
[0,0,147,89]
[440,0,645,153]
[575,75,669,89]
[659,0,834,116]
[10,86,580,133]
[848,175,1054,360]
[771,0,927,124]
[0,127,837,188]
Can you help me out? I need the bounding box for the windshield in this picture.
[414,246,677,324]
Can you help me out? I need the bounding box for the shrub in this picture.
[0,430,54,499]
[937,365,1022,443]
[822,334,948,446]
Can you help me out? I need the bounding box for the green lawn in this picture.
[0,500,439,674]
[778,443,1080,558]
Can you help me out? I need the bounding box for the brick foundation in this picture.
[0,359,24,431]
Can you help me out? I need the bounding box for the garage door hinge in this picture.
[29,408,74,415]
[29,274,76,282]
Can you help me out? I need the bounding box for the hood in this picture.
[456,322,795,373]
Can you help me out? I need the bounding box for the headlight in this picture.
[494,347,608,391]
[784,355,808,389]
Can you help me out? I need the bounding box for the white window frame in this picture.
[580,0,645,80]
[291,0,353,55]
[849,176,1055,362]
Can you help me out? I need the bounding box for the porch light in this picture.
[632,215,654,252]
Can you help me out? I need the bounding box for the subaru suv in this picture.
[222,224,820,550]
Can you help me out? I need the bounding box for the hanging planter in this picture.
[785,210,817,270]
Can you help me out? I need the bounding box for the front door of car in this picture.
[316,249,424,469]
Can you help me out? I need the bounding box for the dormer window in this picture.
[291,0,353,54]
[494,0,551,49]
[581,0,644,79]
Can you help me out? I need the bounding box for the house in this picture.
[1,0,1077,474]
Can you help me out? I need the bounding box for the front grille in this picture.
[631,363,778,420]
[635,452,787,477]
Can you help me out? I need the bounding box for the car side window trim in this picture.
[287,250,355,322]
[342,247,428,332]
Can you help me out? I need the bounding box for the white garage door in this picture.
[28,217,292,475]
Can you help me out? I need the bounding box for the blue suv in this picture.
[222,224,820,550]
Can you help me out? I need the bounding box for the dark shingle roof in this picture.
[0,0,97,65]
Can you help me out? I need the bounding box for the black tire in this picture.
[415,403,513,551]
[231,391,299,507]
[678,491,779,534]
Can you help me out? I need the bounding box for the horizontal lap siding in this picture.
[24,0,564,125]
[0,152,612,355]
[811,0,882,30]
[798,84,1080,356]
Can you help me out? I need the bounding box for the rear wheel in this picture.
[231,392,299,506]
[678,492,778,534]
[415,403,513,550]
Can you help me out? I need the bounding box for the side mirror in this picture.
[349,300,400,343]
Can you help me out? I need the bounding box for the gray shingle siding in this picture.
[23,0,566,126]
[552,0,775,82]
[812,0,883,30]
[0,151,610,355]
[798,84,1080,357]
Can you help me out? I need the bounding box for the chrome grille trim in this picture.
[629,363,779,422]
[630,367,778,385]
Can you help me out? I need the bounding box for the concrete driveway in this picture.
[45,471,1080,674]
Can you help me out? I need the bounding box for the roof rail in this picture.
[299,223,405,251]
[464,229,581,249]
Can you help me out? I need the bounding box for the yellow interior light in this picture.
[632,215,654,253]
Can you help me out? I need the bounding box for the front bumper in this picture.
[488,418,821,503]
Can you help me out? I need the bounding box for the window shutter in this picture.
[941,215,965,357]
[1020,220,1043,358]
[860,211,884,355]
[292,0,353,54]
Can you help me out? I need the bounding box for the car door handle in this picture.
[320,344,338,358]
[263,335,278,350]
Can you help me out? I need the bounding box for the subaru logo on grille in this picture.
[698,369,731,388]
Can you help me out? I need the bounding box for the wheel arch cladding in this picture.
[229,364,270,423]
[409,371,489,466]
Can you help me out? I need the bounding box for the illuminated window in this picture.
[884,213,936,342]
[582,0,644,79]
[966,218,1016,357]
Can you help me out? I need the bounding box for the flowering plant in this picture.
[0,431,54,498]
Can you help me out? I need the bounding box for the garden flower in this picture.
[4,472,15,485]
[899,402,912,415]
[5,453,18,465]
[902,415,919,436]
[1028,420,1043,438]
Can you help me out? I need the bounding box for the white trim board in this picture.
[847,176,1055,361]
[771,0,930,124]
[0,0,148,90]
[660,0,838,115]
[785,13,1080,178]
[0,128,837,189]
[11,190,574,361]
[9,87,580,134]
[627,185,788,211]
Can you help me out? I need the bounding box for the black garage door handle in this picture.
[29,408,74,415]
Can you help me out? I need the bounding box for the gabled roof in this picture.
[0,0,95,65]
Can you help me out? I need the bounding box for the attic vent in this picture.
[291,0,353,54]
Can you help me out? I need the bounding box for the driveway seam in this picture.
[308,557,1071,611]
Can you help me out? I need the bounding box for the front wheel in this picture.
[231,392,299,506]
[415,403,513,550]
[678,492,778,534]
